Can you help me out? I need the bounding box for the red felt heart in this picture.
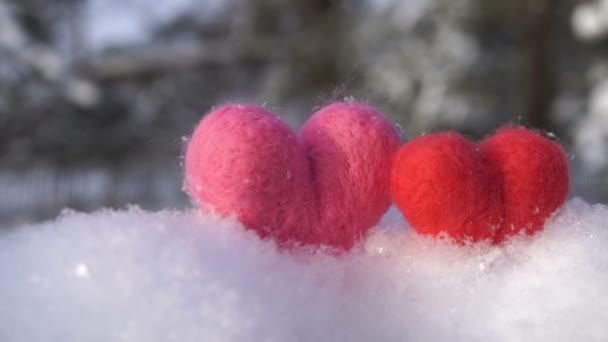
[184,102,400,250]
[391,127,569,244]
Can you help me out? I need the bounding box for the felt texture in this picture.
[391,127,569,244]
[184,102,400,250]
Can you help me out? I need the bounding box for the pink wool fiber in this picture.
[184,102,400,250]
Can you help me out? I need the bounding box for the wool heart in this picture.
[391,127,569,244]
[184,102,400,249]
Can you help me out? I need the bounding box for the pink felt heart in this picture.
[184,102,400,249]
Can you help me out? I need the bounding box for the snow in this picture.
[575,79,608,172]
[572,1,608,41]
[82,0,231,51]
[1,199,608,341]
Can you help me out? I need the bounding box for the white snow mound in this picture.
[1,198,608,341]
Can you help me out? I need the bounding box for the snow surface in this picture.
[1,199,608,341]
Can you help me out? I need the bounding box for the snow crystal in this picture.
[1,199,608,341]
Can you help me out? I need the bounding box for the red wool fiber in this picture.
[391,127,569,244]
[184,102,400,250]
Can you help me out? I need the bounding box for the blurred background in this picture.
[1,0,608,228]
